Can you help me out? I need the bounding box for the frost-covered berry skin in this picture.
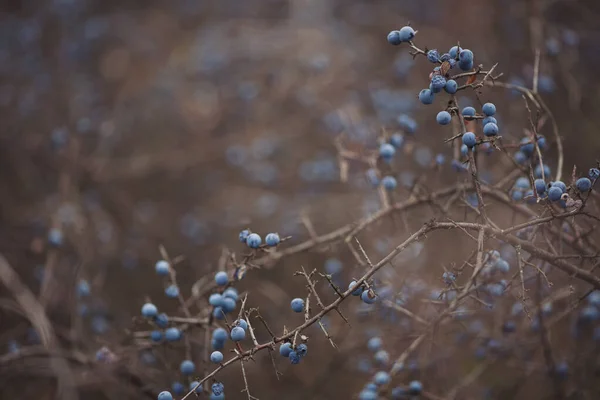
[430,75,446,92]
[444,79,458,94]
[381,176,397,190]
[458,59,473,71]
[379,143,396,161]
[361,289,377,304]
[548,186,563,201]
[212,328,228,342]
[408,380,423,395]
[214,271,228,286]
[141,303,158,318]
[483,123,498,136]
[265,233,280,246]
[222,297,236,313]
[349,280,364,296]
[180,360,195,375]
[374,349,390,364]
[245,233,262,248]
[387,30,402,45]
[158,391,173,400]
[151,330,163,342]
[552,181,567,193]
[418,88,434,105]
[289,351,301,364]
[296,343,308,357]
[534,179,547,195]
[230,326,246,341]
[223,287,239,301]
[238,229,250,243]
[291,298,305,313]
[156,313,169,328]
[211,382,225,396]
[279,342,293,357]
[436,111,452,125]
[482,116,497,126]
[462,106,476,117]
[235,319,248,330]
[398,26,416,42]
[155,260,170,276]
[210,351,224,364]
[165,328,182,342]
[210,394,225,400]
[427,49,440,63]
[482,102,496,116]
[209,293,224,307]
[165,285,179,298]
[459,49,474,63]
[374,371,391,385]
[590,168,600,181]
[449,46,462,58]
[576,177,592,192]
[462,132,477,148]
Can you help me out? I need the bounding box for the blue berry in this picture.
[436,111,452,125]
[381,176,397,190]
[245,233,262,248]
[238,229,250,243]
[520,137,535,155]
[359,390,377,400]
[165,284,179,298]
[291,298,305,313]
[212,328,228,342]
[279,342,293,357]
[189,381,202,394]
[589,168,600,181]
[534,179,547,195]
[374,350,390,364]
[210,394,224,400]
[418,88,434,105]
[427,49,440,63]
[211,338,224,350]
[462,132,476,148]
[379,143,396,161]
[511,190,524,201]
[389,133,404,148]
[534,164,551,179]
[458,59,474,71]
[448,46,462,58]
[349,280,364,296]
[214,271,228,286]
[514,151,528,164]
[443,271,456,284]
[482,102,496,116]
[180,360,195,375]
[158,391,173,400]
[156,313,169,328]
[374,371,391,385]
[77,280,91,297]
[462,106,476,117]
[515,177,530,189]
[296,343,308,357]
[361,289,377,304]
[172,382,185,395]
[408,380,423,395]
[459,49,474,63]
[548,186,563,202]
[210,351,224,364]
[141,303,158,318]
[397,114,418,134]
[289,351,301,364]
[576,177,592,192]
[47,228,64,247]
[495,259,510,273]
[235,319,248,330]
[222,297,236,313]
[387,30,402,45]
[430,75,446,92]
[209,293,224,307]
[223,287,239,301]
[482,116,497,126]
[440,53,451,61]
[165,327,182,342]
[483,123,498,136]
[150,330,163,342]
[435,154,446,165]
[552,181,567,193]
[230,326,246,341]
[367,337,382,351]
[211,382,224,396]
[155,260,170,276]
[444,79,458,94]
[398,26,416,42]
[391,387,408,399]
[265,233,280,246]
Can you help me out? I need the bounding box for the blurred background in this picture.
[1,0,599,399]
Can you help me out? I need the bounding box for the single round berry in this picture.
[150,330,163,342]
[180,360,195,375]
[235,319,248,330]
[190,381,202,394]
[349,280,364,296]
[427,49,440,63]
[458,59,474,71]
[398,26,416,42]
[389,133,404,148]
[155,260,170,276]
[430,75,446,92]
[552,181,567,193]
[289,351,301,364]
[47,228,63,247]
[534,179,547,195]
[211,382,225,396]
[165,327,182,342]
[418,88,434,105]
[408,380,423,395]
[482,116,497,126]
[374,371,391,385]
[460,144,468,157]
[462,132,477,148]
[449,46,462,58]
[210,351,224,364]
[77,280,91,298]
[483,123,498,137]
[238,229,250,243]
[361,290,377,304]
[212,328,228,342]
[379,143,396,161]
[209,293,224,307]
[548,186,563,201]
[590,168,600,181]
[265,233,280,246]
[459,49,474,63]
[576,177,592,192]
[436,111,452,125]
[223,287,239,301]
[482,102,496,116]
[444,79,458,94]
[462,107,476,117]
[155,313,169,328]
[381,176,397,190]
[165,284,179,298]
[367,337,382,351]
[374,350,390,364]
[214,271,228,286]
[245,233,262,248]
[141,303,158,318]
[387,30,402,45]
[158,391,173,400]
[279,342,293,357]
[222,297,236,313]
[291,298,305,313]
[515,177,530,190]
[296,343,308,357]
[230,326,246,341]
[172,382,185,395]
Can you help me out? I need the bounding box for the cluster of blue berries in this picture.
[238,229,281,248]
[279,341,308,365]
[348,280,378,304]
